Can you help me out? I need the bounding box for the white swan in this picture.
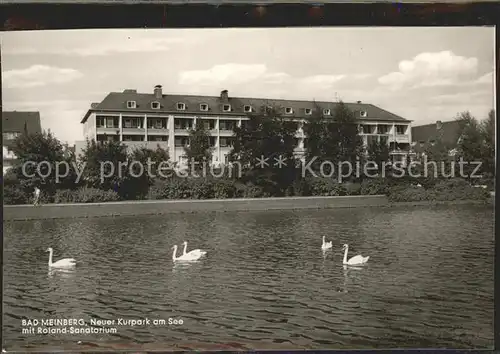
[172,245,204,262]
[342,244,369,266]
[321,236,332,250]
[46,247,76,268]
[182,241,207,258]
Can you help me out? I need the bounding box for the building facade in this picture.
[77,86,413,167]
[2,111,42,174]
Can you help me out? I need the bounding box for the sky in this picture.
[1,27,495,145]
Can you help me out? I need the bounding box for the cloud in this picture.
[3,65,83,88]
[179,63,369,91]
[475,71,493,85]
[299,74,346,87]
[378,51,478,89]
[179,64,272,85]
[5,37,184,56]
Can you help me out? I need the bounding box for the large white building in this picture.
[76,86,412,167]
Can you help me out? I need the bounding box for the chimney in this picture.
[154,85,163,99]
[436,120,442,130]
[220,89,228,101]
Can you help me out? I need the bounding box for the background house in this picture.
[411,120,463,158]
[2,111,42,174]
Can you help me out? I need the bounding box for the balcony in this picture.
[147,128,169,135]
[123,141,169,153]
[122,127,145,135]
[389,134,410,143]
[96,127,120,135]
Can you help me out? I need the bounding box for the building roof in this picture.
[411,120,463,147]
[81,89,410,124]
[2,111,42,134]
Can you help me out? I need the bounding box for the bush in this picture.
[290,178,311,196]
[54,187,120,203]
[212,179,238,199]
[305,178,347,196]
[148,178,192,200]
[387,179,490,202]
[3,185,30,205]
[343,182,362,196]
[360,178,389,195]
[241,184,269,198]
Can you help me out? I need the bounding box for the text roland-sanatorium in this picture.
[21,317,184,335]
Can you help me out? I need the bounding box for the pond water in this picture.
[3,204,494,350]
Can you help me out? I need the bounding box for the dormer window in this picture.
[177,102,186,111]
[323,109,331,115]
[305,108,312,115]
[285,107,293,114]
[360,111,367,117]
[200,104,209,112]
[222,104,231,112]
[127,101,136,109]
[244,105,252,113]
[151,101,160,109]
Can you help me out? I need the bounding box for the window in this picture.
[127,101,136,109]
[174,118,193,130]
[106,117,116,128]
[177,102,186,111]
[396,125,406,135]
[360,111,367,117]
[202,120,215,130]
[378,125,388,134]
[123,117,142,129]
[200,104,208,111]
[175,137,190,147]
[154,119,163,129]
[220,137,234,147]
[323,109,331,115]
[151,101,160,109]
[244,105,252,113]
[219,120,235,131]
[222,104,231,112]
[96,116,105,127]
[305,108,312,115]
[285,107,293,114]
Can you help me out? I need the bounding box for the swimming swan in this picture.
[182,241,207,258]
[342,244,369,266]
[321,236,332,250]
[172,245,204,262]
[46,247,76,268]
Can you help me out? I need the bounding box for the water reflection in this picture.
[47,268,76,279]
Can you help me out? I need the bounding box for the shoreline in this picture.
[3,195,493,221]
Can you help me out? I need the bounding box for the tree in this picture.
[78,139,128,193]
[455,111,484,180]
[8,130,76,201]
[480,109,495,178]
[230,105,298,196]
[122,145,171,199]
[303,101,363,179]
[184,121,213,173]
[367,139,390,175]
